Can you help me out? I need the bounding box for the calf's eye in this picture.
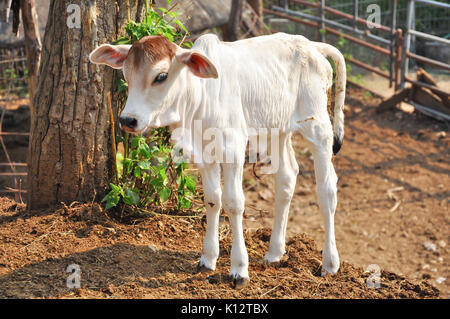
[154,72,168,84]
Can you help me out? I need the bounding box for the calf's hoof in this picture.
[264,254,283,264]
[197,261,214,273]
[321,247,340,276]
[230,275,250,290]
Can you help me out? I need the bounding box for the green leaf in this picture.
[159,167,168,185]
[158,7,168,14]
[130,150,139,160]
[138,143,151,158]
[113,36,131,45]
[102,190,121,210]
[117,78,128,94]
[101,194,109,203]
[124,189,140,205]
[105,200,118,211]
[123,158,133,174]
[109,183,124,197]
[138,161,150,170]
[184,175,196,193]
[150,177,164,188]
[175,19,188,33]
[134,166,141,178]
[158,186,171,202]
[131,136,141,148]
[178,197,191,209]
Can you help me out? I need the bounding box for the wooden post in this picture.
[19,0,42,114]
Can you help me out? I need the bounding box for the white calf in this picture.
[89,32,346,289]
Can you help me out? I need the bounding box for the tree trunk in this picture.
[247,0,263,18]
[20,0,42,114]
[225,0,244,41]
[27,0,144,209]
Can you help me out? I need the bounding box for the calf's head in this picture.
[89,35,218,133]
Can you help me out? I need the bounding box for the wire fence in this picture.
[0,43,29,202]
[275,0,449,38]
[311,0,449,37]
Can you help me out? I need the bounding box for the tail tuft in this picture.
[333,136,343,155]
[332,125,344,155]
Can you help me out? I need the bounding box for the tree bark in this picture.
[0,0,13,22]
[247,0,263,18]
[27,0,144,209]
[20,0,41,113]
[225,0,244,41]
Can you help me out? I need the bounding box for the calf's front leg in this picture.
[198,163,222,271]
[222,162,249,289]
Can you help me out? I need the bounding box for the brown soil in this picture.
[0,198,439,298]
[0,85,448,299]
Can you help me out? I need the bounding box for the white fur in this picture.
[90,33,346,282]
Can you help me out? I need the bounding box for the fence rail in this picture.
[267,0,450,97]
[401,0,450,88]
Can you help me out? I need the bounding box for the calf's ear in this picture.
[89,44,131,69]
[177,51,218,79]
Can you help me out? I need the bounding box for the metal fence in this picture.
[293,0,449,37]
[266,0,450,97]
[401,0,450,119]
[268,0,402,88]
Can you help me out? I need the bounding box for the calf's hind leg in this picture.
[299,120,340,275]
[265,133,299,263]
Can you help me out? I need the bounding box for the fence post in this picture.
[401,0,415,89]
[395,29,403,91]
[319,0,325,42]
[389,0,397,88]
[353,0,358,30]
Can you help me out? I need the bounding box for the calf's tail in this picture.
[314,42,346,155]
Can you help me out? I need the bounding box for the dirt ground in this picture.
[0,85,448,298]
[0,198,440,298]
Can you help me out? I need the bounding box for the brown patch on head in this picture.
[127,35,177,69]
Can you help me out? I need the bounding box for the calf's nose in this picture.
[119,116,138,131]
